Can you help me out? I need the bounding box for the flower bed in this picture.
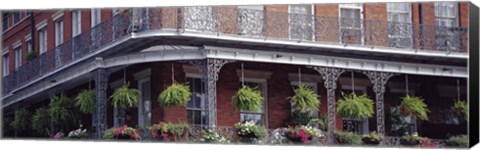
[272,125,324,144]
[151,122,190,142]
[113,125,140,140]
[234,121,268,143]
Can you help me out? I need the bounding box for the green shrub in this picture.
[451,100,468,123]
[361,132,382,145]
[232,86,264,112]
[334,130,362,145]
[109,84,140,109]
[31,108,51,135]
[49,94,74,124]
[158,82,191,108]
[102,127,116,140]
[399,95,429,121]
[446,134,468,147]
[74,89,96,114]
[10,108,31,131]
[290,84,320,112]
[336,92,374,119]
[400,134,425,146]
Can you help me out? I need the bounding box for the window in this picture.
[3,53,9,76]
[339,4,363,45]
[54,19,64,46]
[387,3,413,48]
[340,85,369,134]
[14,46,22,69]
[38,28,47,54]
[13,12,20,24]
[2,14,8,31]
[290,81,318,118]
[186,76,208,127]
[72,10,82,37]
[91,8,101,27]
[26,40,32,53]
[435,2,458,27]
[289,5,314,41]
[237,5,264,36]
[240,79,267,126]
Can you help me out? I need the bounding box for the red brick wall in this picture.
[265,5,288,38]
[216,63,242,126]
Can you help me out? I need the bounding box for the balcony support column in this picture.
[48,89,55,135]
[93,66,108,139]
[362,71,395,139]
[310,66,345,145]
[183,58,234,128]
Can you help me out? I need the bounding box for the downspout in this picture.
[30,11,34,54]
[419,3,424,50]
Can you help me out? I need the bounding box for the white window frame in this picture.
[12,12,20,25]
[387,3,413,48]
[185,73,208,127]
[38,27,47,54]
[2,51,9,76]
[54,18,64,46]
[434,2,459,27]
[338,3,364,45]
[240,77,268,128]
[24,34,32,53]
[71,10,82,37]
[91,8,101,27]
[341,84,369,134]
[288,4,315,41]
[134,68,152,127]
[13,43,22,70]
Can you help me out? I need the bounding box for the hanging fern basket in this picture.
[10,108,31,131]
[336,92,374,119]
[49,94,74,124]
[290,84,320,112]
[232,86,264,112]
[75,89,96,114]
[451,100,468,123]
[109,84,140,109]
[158,82,191,108]
[399,95,430,121]
[31,107,51,135]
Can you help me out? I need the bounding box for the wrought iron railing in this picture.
[2,7,469,96]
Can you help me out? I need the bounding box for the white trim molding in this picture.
[12,40,21,49]
[51,10,64,21]
[35,20,47,30]
[24,34,32,41]
[2,48,9,55]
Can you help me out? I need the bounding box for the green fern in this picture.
[232,86,264,112]
[158,82,191,108]
[290,84,320,112]
[399,95,429,121]
[336,92,374,119]
[31,108,51,135]
[75,89,96,114]
[10,108,31,131]
[109,83,140,109]
[451,100,468,122]
[49,94,74,124]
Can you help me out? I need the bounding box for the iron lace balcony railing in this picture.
[2,7,469,96]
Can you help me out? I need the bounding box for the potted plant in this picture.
[200,129,230,143]
[334,130,363,145]
[67,127,89,139]
[49,94,74,130]
[74,89,96,114]
[400,133,424,146]
[151,122,190,142]
[361,131,382,145]
[113,125,140,140]
[446,134,468,148]
[31,107,51,136]
[284,125,324,144]
[234,120,268,143]
[232,86,264,112]
[26,51,37,62]
[336,92,374,120]
[289,84,320,112]
[109,83,140,109]
[399,95,429,121]
[10,108,31,132]
[158,82,191,108]
[102,127,116,140]
[451,100,468,123]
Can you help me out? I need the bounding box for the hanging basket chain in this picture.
[298,67,302,86]
[171,63,175,84]
[405,74,409,96]
[456,79,460,101]
[123,67,127,86]
[241,63,245,87]
[351,71,355,93]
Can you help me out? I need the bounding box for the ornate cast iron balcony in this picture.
[1,7,468,96]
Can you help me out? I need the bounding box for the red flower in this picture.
[421,139,436,148]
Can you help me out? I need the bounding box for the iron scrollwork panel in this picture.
[94,68,108,139]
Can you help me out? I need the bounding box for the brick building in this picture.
[1,2,470,145]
